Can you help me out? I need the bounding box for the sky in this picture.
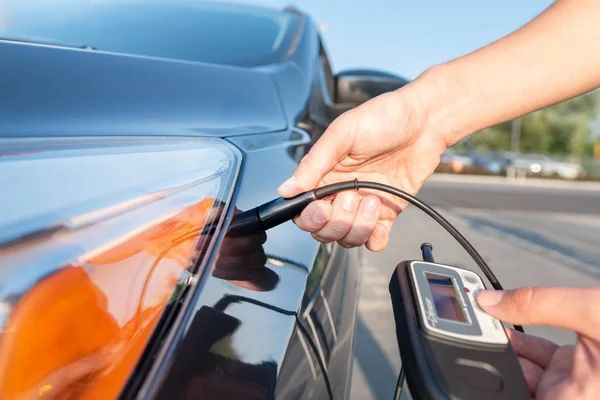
[230,0,555,80]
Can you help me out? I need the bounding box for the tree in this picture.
[455,90,600,157]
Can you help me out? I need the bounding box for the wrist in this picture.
[408,63,475,147]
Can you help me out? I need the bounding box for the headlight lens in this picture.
[0,137,241,399]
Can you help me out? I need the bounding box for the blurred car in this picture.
[0,1,411,399]
[544,158,584,180]
[509,154,549,176]
[440,149,474,173]
[509,154,583,180]
[470,152,514,175]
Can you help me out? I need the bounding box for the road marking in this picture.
[361,274,389,285]
[429,173,600,191]
[359,299,393,312]
[359,259,393,312]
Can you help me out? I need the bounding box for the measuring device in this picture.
[389,244,529,400]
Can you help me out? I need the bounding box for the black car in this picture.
[0,1,409,399]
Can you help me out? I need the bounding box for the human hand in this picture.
[477,287,600,399]
[277,87,448,251]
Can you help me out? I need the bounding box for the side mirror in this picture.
[335,69,411,106]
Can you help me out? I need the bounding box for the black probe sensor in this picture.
[226,179,523,333]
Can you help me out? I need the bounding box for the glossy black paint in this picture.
[136,128,360,399]
[0,2,406,399]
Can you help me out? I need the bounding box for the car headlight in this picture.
[0,137,241,399]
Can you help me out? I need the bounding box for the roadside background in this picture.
[235,1,600,398]
[232,0,600,180]
[350,174,600,399]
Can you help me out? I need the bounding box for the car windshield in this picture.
[0,0,298,67]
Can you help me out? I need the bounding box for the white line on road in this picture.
[429,173,600,191]
[359,259,394,312]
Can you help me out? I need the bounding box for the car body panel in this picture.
[0,2,362,399]
[0,40,287,137]
[137,129,355,399]
[1,1,300,68]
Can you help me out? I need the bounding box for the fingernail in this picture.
[361,198,379,218]
[476,290,504,307]
[311,206,330,224]
[343,193,358,212]
[277,176,296,197]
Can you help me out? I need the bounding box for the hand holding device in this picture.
[477,287,600,399]
[276,89,448,252]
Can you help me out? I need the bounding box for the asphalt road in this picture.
[350,175,600,400]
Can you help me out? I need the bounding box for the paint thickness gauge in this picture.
[389,255,529,400]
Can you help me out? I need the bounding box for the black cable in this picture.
[393,365,405,400]
[228,179,524,333]
[316,180,524,333]
[316,181,499,288]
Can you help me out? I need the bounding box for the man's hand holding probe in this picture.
[277,88,447,251]
[277,0,600,398]
[279,0,600,251]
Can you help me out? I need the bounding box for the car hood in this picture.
[0,41,287,138]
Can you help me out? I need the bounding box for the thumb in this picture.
[277,120,354,198]
[476,287,600,341]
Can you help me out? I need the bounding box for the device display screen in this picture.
[426,273,467,323]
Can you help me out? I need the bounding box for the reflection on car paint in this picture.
[153,246,309,399]
[141,130,338,399]
[211,212,278,292]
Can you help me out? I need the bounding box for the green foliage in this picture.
[457,90,600,157]
[582,141,596,157]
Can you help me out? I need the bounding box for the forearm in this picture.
[410,0,600,146]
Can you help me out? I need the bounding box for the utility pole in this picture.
[510,118,521,153]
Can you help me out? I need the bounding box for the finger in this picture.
[537,346,575,400]
[339,196,381,248]
[311,191,359,243]
[506,328,558,368]
[517,356,544,395]
[476,287,600,341]
[547,344,575,372]
[293,200,333,232]
[365,219,392,252]
[277,118,354,198]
